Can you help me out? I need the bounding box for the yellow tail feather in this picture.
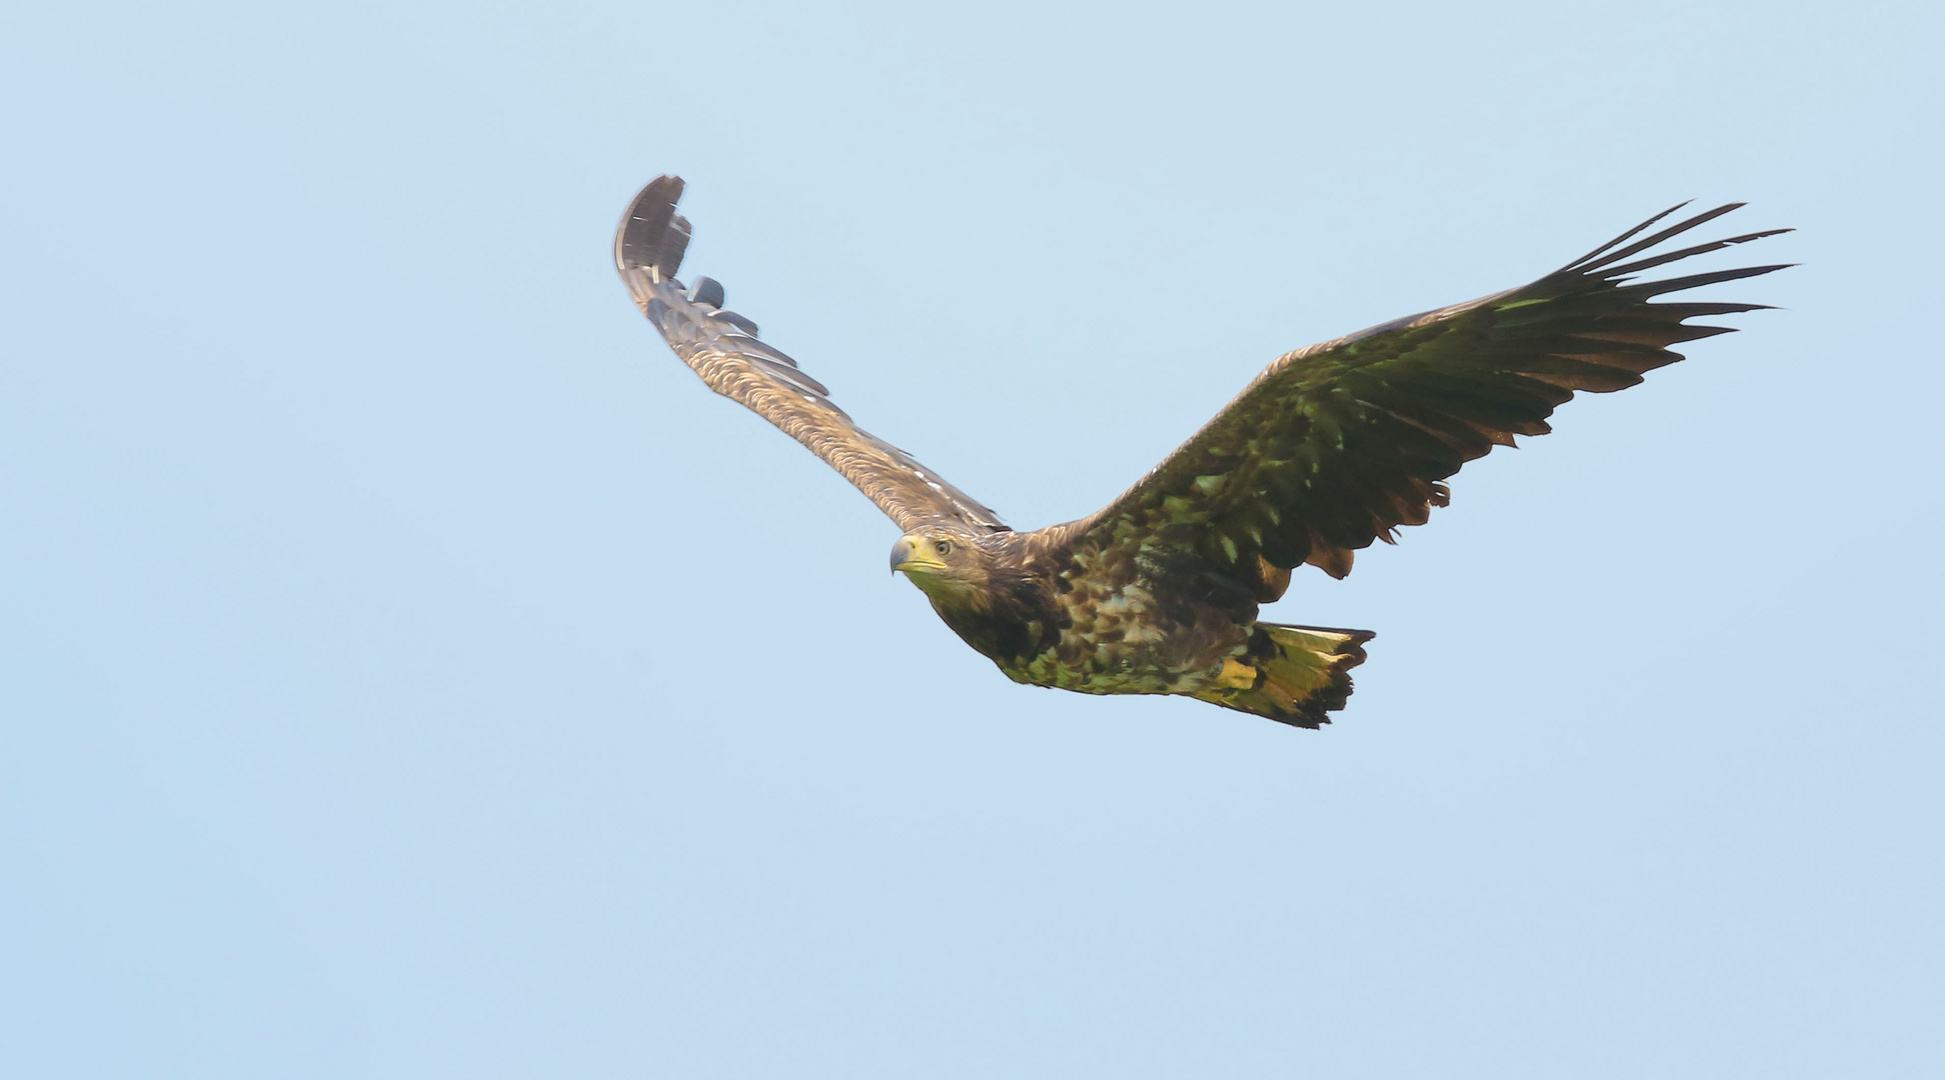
[1192,623,1374,728]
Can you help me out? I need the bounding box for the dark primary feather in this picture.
[614,176,1008,534]
[1047,202,1791,596]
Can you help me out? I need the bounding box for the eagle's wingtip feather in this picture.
[614,174,688,278]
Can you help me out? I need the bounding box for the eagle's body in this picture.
[615,177,1786,727]
[899,526,1370,725]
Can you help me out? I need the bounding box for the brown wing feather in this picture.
[1044,203,1790,600]
[615,176,1006,534]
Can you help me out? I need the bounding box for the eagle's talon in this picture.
[1215,658,1259,691]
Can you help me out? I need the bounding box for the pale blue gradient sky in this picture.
[2,2,1940,1077]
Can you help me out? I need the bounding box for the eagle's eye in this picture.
[934,540,953,556]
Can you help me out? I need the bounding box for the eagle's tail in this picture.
[1192,623,1374,729]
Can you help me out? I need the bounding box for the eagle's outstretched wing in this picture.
[1050,203,1791,602]
[615,176,1007,534]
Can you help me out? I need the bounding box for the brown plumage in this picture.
[615,176,1788,727]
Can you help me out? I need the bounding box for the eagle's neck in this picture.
[922,554,1059,665]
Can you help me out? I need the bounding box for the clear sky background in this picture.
[3,2,1940,1076]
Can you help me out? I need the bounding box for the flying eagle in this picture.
[615,176,1787,728]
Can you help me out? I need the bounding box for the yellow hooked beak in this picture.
[889,535,949,575]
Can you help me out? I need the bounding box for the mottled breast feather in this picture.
[614,176,1008,535]
[1036,202,1791,603]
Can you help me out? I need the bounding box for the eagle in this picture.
[615,176,1787,728]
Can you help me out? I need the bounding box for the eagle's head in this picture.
[890,527,999,609]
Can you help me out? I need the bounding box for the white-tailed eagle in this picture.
[615,176,1787,727]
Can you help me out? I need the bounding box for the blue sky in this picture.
[3,2,1940,1076]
